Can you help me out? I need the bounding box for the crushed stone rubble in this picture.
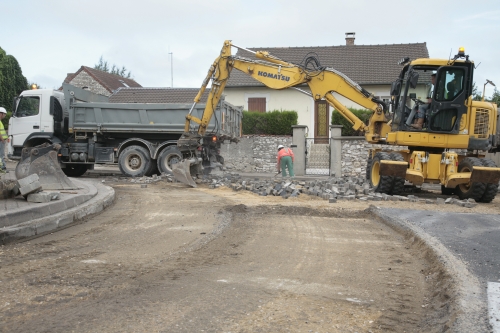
[0,173,61,202]
[125,172,479,208]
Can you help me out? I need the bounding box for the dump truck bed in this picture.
[62,85,242,141]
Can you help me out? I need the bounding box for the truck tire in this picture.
[478,158,499,203]
[118,145,152,177]
[389,152,405,195]
[370,152,393,194]
[455,157,486,201]
[145,159,159,177]
[157,146,182,175]
[62,164,88,177]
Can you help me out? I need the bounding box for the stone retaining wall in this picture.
[220,136,292,173]
[340,137,407,177]
[221,135,406,177]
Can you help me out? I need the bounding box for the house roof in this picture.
[108,87,209,103]
[227,43,429,87]
[64,66,142,93]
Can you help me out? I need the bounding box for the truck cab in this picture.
[8,89,64,159]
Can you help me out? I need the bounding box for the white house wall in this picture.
[223,83,428,137]
[223,87,315,135]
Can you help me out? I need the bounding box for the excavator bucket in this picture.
[172,159,197,188]
[15,143,79,190]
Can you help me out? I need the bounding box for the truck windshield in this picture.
[15,96,40,117]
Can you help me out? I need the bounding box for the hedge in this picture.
[331,108,372,136]
[242,110,298,135]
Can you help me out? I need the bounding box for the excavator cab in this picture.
[390,61,472,135]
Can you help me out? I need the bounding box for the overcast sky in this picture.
[1,0,499,97]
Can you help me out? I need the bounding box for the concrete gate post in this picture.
[330,125,343,177]
[292,125,307,176]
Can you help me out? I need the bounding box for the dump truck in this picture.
[177,41,500,201]
[8,83,242,185]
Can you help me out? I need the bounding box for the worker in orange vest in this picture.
[277,144,294,178]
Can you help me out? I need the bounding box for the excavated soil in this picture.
[1,180,497,332]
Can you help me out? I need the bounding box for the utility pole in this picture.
[169,52,173,88]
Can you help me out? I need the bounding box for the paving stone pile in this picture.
[0,173,61,202]
[126,172,479,209]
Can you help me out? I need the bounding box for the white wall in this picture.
[223,87,315,136]
[223,83,428,138]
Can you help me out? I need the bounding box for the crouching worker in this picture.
[277,144,294,178]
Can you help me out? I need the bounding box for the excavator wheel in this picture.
[478,158,499,203]
[388,152,406,195]
[441,185,455,196]
[366,153,373,181]
[455,157,486,201]
[369,152,393,194]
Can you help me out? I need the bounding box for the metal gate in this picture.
[305,138,330,175]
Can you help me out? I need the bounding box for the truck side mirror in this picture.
[390,81,401,96]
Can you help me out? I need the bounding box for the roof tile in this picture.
[227,43,429,86]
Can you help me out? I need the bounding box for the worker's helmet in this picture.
[0,107,6,114]
[278,145,284,150]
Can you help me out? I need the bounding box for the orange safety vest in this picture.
[277,147,294,167]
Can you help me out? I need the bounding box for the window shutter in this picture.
[248,98,266,113]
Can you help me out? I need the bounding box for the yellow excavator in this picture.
[177,40,500,202]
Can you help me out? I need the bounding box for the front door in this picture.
[314,100,329,143]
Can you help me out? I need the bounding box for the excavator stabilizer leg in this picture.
[172,159,198,188]
[15,143,79,190]
[470,166,500,184]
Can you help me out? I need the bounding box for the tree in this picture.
[0,47,29,128]
[489,87,500,106]
[94,56,132,78]
[471,82,482,101]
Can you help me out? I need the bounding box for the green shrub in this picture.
[242,110,298,135]
[331,108,372,136]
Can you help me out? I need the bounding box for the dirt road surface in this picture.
[2,179,496,332]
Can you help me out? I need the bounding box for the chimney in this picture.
[345,32,355,45]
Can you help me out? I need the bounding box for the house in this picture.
[62,66,142,96]
[222,33,430,140]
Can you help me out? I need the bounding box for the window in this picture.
[435,68,464,102]
[15,96,40,117]
[248,97,266,112]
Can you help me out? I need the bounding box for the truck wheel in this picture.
[62,164,88,177]
[455,157,486,201]
[145,159,159,177]
[157,146,182,175]
[389,152,405,195]
[118,145,152,177]
[370,152,393,194]
[478,158,499,203]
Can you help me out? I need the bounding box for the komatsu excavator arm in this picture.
[174,40,392,186]
[182,40,390,144]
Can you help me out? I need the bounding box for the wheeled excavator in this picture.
[177,40,500,202]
